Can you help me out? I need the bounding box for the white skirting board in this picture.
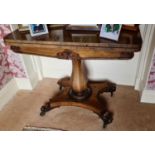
[14,78,33,90]
[141,89,155,104]
[0,78,19,110]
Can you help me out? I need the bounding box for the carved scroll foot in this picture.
[40,102,52,116]
[100,111,113,128]
[97,82,116,97]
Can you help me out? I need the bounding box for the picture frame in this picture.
[100,24,122,41]
[29,24,48,37]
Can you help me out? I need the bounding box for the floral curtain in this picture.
[0,24,26,89]
[147,51,155,90]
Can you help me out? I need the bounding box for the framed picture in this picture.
[100,24,122,41]
[29,24,48,37]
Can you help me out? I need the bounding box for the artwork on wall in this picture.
[29,24,48,37]
[100,24,122,41]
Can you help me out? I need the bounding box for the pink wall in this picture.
[147,52,155,90]
[0,24,26,89]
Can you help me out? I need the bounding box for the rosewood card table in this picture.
[4,25,142,127]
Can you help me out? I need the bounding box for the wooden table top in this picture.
[4,25,142,60]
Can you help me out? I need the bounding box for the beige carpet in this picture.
[0,78,155,131]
